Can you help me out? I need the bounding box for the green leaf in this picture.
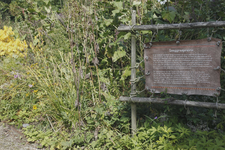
[112,9,120,16]
[33,39,39,46]
[99,77,110,85]
[183,12,190,22]
[120,17,129,23]
[120,116,130,122]
[60,140,72,148]
[21,34,27,40]
[124,32,131,40]
[141,30,152,34]
[133,1,141,6]
[162,11,176,23]
[104,19,113,27]
[121,67,131,81]
[27,138,36,142]
[112,2,123,10]
[34,6,40,13]
[112,50,126,62]
[153,13,158,19]
[169,135,176,139]
[45,6,51,13]
[43,0,50,5]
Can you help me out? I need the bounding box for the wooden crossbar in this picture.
[120,96,225,109]
[117,21,225,32]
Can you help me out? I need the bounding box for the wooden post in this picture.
[131,10,137,135]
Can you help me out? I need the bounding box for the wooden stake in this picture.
[131,10,137,135]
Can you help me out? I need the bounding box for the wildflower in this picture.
[154,116,158,119]
[26,93,29,97]
[28,84,33,88]
[33,105,37,110]
[14,73,21,80]
[14,74,18,79]
[33,90,38,93]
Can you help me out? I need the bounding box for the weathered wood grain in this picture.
[120,96,225,109]
[131,10,137,135]
[118,21,225,32]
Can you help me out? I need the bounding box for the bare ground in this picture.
[0,122,43,150]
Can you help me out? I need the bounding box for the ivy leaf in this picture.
[112,50,126,62]
[162,11,176,23]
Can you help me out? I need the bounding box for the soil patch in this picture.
[0,122,43,150]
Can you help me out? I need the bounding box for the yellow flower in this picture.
[33,105,37,110]
[0,26,27,58]
[33,90,38,93]
[26,93,29,97]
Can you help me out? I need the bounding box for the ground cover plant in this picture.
[1,0,225,149]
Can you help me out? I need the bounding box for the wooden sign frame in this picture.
[118,10,225,135]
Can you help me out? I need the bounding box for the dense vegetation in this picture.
[1,0,225,149]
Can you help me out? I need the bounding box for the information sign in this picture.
[144,38,221,96]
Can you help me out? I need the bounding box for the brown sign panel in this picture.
[144,38,221,96]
